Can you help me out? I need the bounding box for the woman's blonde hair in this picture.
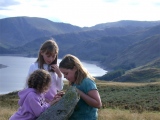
[36,38,59,69]
[27,69,51,93]
[59,54,95,85]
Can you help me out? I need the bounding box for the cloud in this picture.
[0,0,160,27]
[0,0,20,8]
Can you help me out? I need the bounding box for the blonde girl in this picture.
[59,54,102,120]
[27,39,64,102]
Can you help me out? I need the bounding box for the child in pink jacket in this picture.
[9,69,61,120]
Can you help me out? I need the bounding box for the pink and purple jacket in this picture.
[9,88,50,120]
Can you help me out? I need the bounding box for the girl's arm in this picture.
[51,64,64,90]
[77,89,102,108]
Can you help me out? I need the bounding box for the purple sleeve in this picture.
[28,93,50,117]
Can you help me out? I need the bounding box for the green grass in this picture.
[97,81,160,112]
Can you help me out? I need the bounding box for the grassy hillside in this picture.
[0,80,160,120]
[97,81,160,112]
[113,58,160,82]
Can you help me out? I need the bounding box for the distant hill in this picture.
[88,20,160,30]
[0,17,160,81]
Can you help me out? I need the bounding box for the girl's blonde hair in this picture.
[36,38,59,69]
[59,54,95,85]
[27,69,51,93]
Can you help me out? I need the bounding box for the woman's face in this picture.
[60,67,77,83]
[41,51,56,64]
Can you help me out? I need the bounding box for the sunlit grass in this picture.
[0,106,17,120]
[95,80,160,86]
[98,108,160,120]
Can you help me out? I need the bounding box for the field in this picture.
[0,80,160,120]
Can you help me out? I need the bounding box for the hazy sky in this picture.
[0,0,160,27]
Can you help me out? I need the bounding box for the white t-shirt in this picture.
[27,62,64,102]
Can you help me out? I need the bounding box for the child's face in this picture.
[60,67,77,82]
[41,51,56,64]
[42,83,51,93]
[43,86,49,93]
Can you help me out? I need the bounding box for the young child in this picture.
[9,69,61,120]
[59,54,102,120]
[27,39,64,102]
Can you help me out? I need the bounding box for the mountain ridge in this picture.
[0,17,160,82]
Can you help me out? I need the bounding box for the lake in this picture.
[0,56,107,94]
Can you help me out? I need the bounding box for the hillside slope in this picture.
[105,34,160,69]
[0,17,82,47]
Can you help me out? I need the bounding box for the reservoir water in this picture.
[0,56,107,94]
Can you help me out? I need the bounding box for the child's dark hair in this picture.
[27,69,51,93]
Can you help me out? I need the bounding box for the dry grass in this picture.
[98,108,160,120]
[2,106,160,120]
[0,106,17,120]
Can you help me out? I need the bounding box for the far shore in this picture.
[0,64,8,69]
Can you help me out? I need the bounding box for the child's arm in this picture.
[49,95,62,105]
[28,94,50,117]
[77,89,102,108]
[50,64,64,90]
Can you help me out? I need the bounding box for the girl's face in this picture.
[41,51,56,65]
[60,67,77,83]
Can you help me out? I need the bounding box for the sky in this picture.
[0,0,160,27]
